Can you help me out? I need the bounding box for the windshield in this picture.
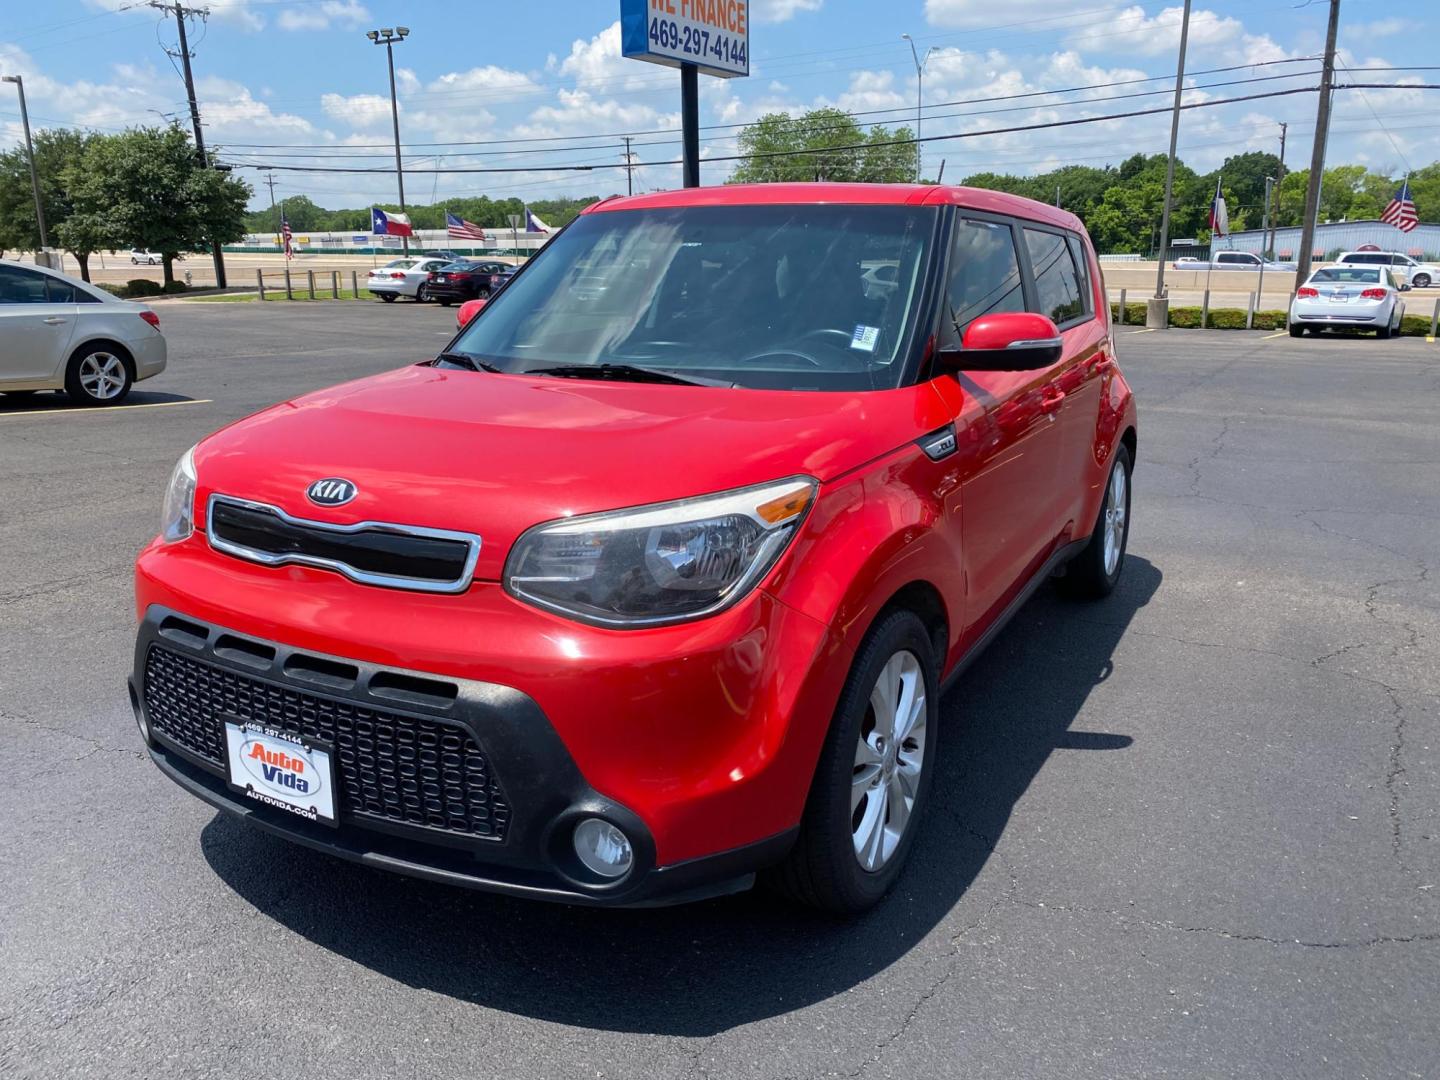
[1312,267,1380,283]
[448,204,939,391]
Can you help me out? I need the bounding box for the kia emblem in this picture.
[306,478,357,506]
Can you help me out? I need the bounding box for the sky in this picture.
[1,0,1435,212]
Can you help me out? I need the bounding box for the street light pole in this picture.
[368,26,411,256]
[1258,175,1275,304]
[1149,0,1192,328]
[901,35,937,183]
[2,75,49,255]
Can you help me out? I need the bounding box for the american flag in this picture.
[446,212,490,241]
[280,214,294,260]
[1381,179,1419,233]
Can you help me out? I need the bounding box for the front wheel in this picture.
[1412,274,1431,288]
[1059,443,1132,600]
[766,609,938,915]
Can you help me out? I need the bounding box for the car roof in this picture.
[585,182,1087,234]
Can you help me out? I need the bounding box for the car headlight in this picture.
[505,477,816,627]
[160,446,197,543]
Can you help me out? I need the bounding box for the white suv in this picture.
[1336,251,1438,289]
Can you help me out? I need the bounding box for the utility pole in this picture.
[264,172,280,233]
[367,26,411,254]
[152,1,228,287]
[1150,0,1193,328]
[1296,0,1340,289]
[902,34,937,183]
[623,136,634,196]
[1266,122,1286,257]
[1,76,48,258]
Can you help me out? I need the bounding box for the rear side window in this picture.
[44,277,77,302]
[1066,235,1093,317]
[0,265,50,303]
[1024,228,1086,326]
[945,218,1025,337]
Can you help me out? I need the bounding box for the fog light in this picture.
[573,818,633,879]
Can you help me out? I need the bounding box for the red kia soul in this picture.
[131,184,1136,914]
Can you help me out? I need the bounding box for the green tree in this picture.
[72,126,250,285]
[0,128,115,279]
[730,108,917,183]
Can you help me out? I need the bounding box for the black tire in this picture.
[63,344,133,406]
[1377,321,1392,340]
[1059,443,1132,600]
[1412,274,1430,288]
[766,609,939,915]
[379,292,397,303]
[1288,323,1304,337]
[440,299,453,307]
[415,285,430,303]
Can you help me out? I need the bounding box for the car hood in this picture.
[194,364,951,581]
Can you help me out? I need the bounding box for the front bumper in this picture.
[130,605,796,906]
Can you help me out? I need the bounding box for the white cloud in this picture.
[84,0,265,32]
[555,22,653,92]
[925,0,1075,29]
[753,0,823,23]
[277,1,371,32]
[833,70,907,115]
[320,92,395,128]
[1069,6,1242,57]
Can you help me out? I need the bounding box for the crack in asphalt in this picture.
[849,827,1017,1079]
[0,706,145,764]
[1009,897,1440,949]
[0,566,130,608]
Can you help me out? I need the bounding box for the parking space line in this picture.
[0,398,212,420]
[1125,328,1156,334]
[1260,331,1289,339]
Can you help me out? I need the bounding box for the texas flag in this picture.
[371,207,413,237]
[524,207,551,234]
[1208,177,1229,238]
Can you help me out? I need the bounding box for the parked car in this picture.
[129,250,162,265]
[364,257,452,302]
[1173,251,1296,271]
[130,183,1136,914]
[487,264,516,294]
[427,260,513,305]
[1288,265,1405,337]
[1335,250,1437,288]
[0,259,166,405]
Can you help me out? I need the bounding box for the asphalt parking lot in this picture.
[2,302,1437,1079]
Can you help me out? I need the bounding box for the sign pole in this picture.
[681,63,700,188]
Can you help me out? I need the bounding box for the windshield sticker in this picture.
[851,325,880,352]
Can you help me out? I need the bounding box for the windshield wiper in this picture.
[522,363,731,388]
[436,351,502,373]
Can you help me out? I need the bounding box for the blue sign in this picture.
[621,0,749,79]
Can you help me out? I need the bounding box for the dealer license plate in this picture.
[224,721,337,826]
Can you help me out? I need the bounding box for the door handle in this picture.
[43,317,68,325]
[1089,356,1115,375]
[1040,388,1066,413]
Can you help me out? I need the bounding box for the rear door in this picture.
[1019,226,1108,543]
[0,265,79,385]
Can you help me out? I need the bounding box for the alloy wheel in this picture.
[851,649,927,872]
[1102,457,1128,576]
[78,353,127,401]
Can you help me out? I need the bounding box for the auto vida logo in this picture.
[239,738,323,798]
[306,478,357,506]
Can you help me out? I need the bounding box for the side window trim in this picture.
[938,210,1032,348]
[1016,220,1093,331]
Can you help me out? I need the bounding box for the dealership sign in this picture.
[620,0,749,79]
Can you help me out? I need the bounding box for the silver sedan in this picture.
[1288,266,1406,338]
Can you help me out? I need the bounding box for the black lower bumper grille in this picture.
[143,645,509,840]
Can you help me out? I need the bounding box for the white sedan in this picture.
[1288,266,1406,338]
[365,257,452,303]
[0,260,167,405]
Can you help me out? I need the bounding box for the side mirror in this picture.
[937,312,1063,373]
[457,297,486,328]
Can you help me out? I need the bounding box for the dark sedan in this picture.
[426,260,514,305]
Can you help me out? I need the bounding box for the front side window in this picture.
[44,277,77,303]
[1024,228,1085,326]
[945,218,1024,339]
[0,265,50,304]
[449,204,939,391]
